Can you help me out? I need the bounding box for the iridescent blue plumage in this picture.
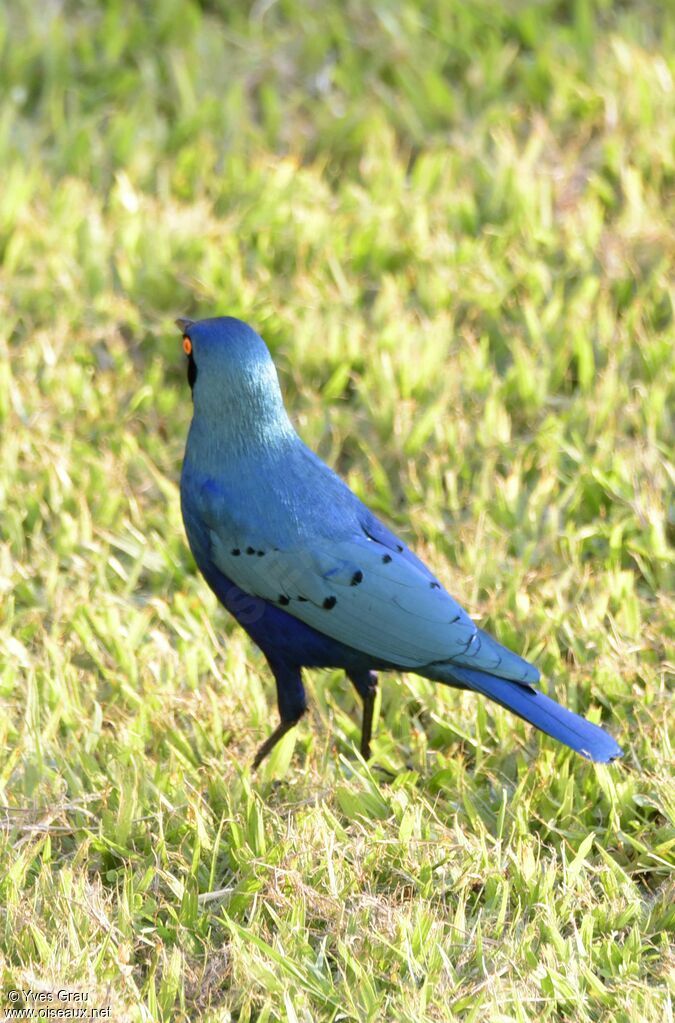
[178,316,623,766]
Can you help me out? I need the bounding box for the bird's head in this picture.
[176,316,293,451]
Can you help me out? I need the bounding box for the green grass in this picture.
[1,0,673,1019]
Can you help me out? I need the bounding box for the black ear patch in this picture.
[187,351,197,391]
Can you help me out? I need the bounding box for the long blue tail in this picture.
[431,664,623,763]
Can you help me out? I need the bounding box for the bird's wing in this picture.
[357,511,440,577]
[208,525,487,668]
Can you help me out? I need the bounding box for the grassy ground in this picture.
[1,1,673,1020]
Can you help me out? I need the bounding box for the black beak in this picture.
[175,318,194,333]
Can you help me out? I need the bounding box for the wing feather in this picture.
[209,530,479,667]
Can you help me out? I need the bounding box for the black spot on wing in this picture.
[278,595,290,606]
[246,547,255,555]
[323,596,337,609]
[430,581,440,589]
[231,548,241,556]
[350,570,363,586]
[382,554,392,564]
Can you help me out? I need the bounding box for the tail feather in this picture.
[432,664,623,763]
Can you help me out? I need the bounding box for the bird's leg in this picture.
[253,718,302,768]
[347,670,378,760]
[253,662,306,769]
[360,689,376,760]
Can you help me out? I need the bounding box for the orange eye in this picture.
[183,336,192,355]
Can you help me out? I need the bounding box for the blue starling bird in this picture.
[177,316,623,768]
